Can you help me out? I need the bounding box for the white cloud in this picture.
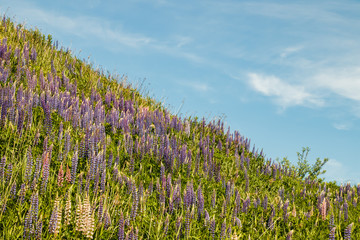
[179,81,212,92]
[174,36,193,48]
[313,67,360,101]
[322,158,359,185]
[333,122,351,130]
[247,73,323,108]
[280,46,303,58]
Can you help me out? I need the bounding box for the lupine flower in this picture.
[176,216,182,240]
[210,218,216,240]
[130,185,138,221]
[204,209,210,227]
[343,201,349,221]
[41,152,50,193]
[129,157,134,175]
[211,189,216,209]
[344,222,353,240]
[235,217,241,228]
[103,209,111,229]
[283,200,289,223]
[0,156,6,181]
[183,183,193,210]
[286,230,294,240]
[100,169,106,192]
[9,176,17,196]
[321,198,327,220]
[57,164,64,187]
[242,195,250,213]
[6,163,12,183]
[49,199,60,235]
[329,226,336,240]
[65,165,71,183]
[220,220,226,240]
[19,183,26,204]
[118,211,124,240]
[244,167,249,192]
[267,207,275,230]
[185,207,191,237]
[36,220,43,240]
[23,209,32,239]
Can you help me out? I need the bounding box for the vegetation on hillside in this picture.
[0,14,358,239]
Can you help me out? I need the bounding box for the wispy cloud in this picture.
[323,158,358,184]
[313,67,360,102]
[9,2,204,64]
[247,73,323,108]
[333,122,351,131]
[178,81,212,93]
[280,46,303,58]
[18,8,153,49]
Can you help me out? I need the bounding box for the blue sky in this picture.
[2,0,360,185]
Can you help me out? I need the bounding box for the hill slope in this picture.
[0,15,358,239]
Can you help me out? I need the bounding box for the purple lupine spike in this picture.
[244,168,249,192]
[129,157,134,175]
[209,218,216,240]
[0,156,6,182]
[204,209,210,227]
[118,211,124,240]
[36,220,43,239]
[283,200,289,223]
[235,217,241,228]
[30,47,37,62]
[218,139,222,151]
[103,209,111,229]
[185,207,191,237]
[329,226,336,240]
[100,169,106,192]
[184,182,195,209]
[23,209,31,239]
[176,216,182,240]
[286,230,294,240]
[344,201,349,221]
[130,185,139,221]
[261,195,268,210]
[187,149,192,177]
[197,185,204,220]
[242,195,251,213]
[344,223,353,240]
[48,203,58,234]
[6,163,13,183]
[10,183,17,199]
[166,173,172,199]
[19,183,26,204]
[220,220,226,240]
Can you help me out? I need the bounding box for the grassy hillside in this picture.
[0,14,358,239]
